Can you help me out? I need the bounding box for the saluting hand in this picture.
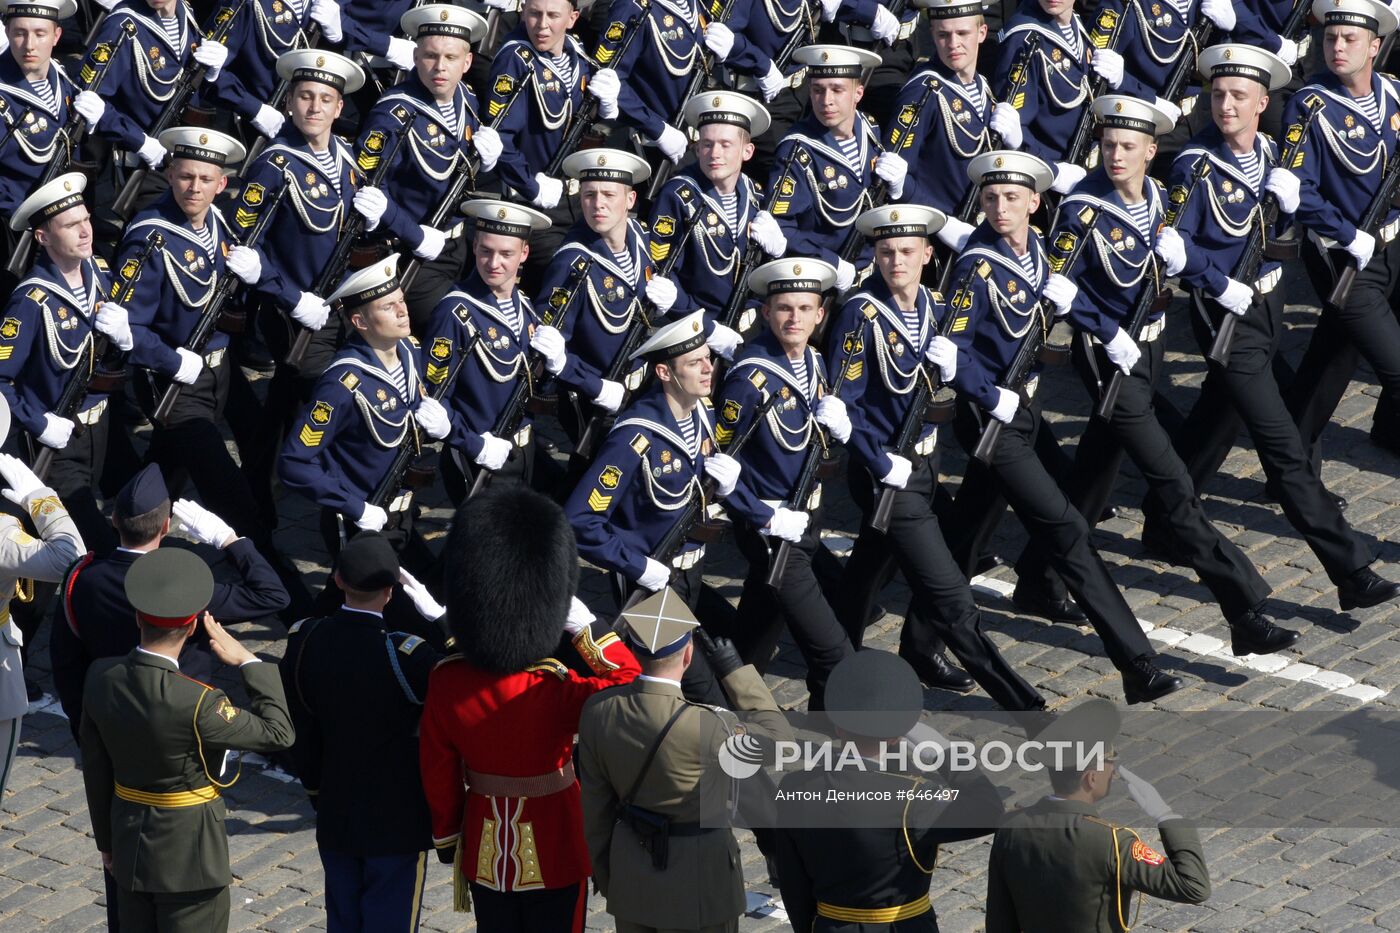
[204,613,257,667]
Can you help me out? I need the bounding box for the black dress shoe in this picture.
[973,553,1006,576]
[1371,426,1400,456]
[867,602,888,626]
[1012,584,1089,624]
[900,648,976,694]
[1098,505,1119,523]
[1229,609,1301,657]
[1122,655,1184,705]
[1332,491,1348,512]
[1338,566,1400,611]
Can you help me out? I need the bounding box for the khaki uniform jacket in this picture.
[985,797,1211,932]
[80,652,295,893]
[577,665,793,930]
[0,488,83,721]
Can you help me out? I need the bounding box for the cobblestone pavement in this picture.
[4,270,1400,931]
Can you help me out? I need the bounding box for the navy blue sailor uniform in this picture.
[945,224,1161,689]
[823,272,1044,711]
[1229,1,1295,55]
[1013,169,1272,628]
[203,0,314,126]
[594,0,705,147]
[994,3,1093,163]
[721,0,816,174]
[1085,0,1202,104]
[888,60,997,215]
[338,0,415,59]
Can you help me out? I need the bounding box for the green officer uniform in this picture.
[79,549,296,932]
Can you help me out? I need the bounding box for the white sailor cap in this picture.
[1,0,77,21]
[1197,44,1293,91]
[856,204,947,240]
[748,258,838,297]
[1312,0,1397,35]
[910,0,985,18]
[562,147,651,186]
[793,44,883,81]
[329,254,401,308]
[276,49,366,95]
[464,198,551,239]
[158,127,246,169]
[401,3,488,43]
[1092,94,1176,136]
[631,309,707,362]
[11,171,85,232]
[968,149,1055,192]
[682,91,772,137]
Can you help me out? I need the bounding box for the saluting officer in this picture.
[1152,43,1400,613]
[349,3,503,330]
[80,548,295,933]
[946,150,1184,704]
[769,44,909,292]
[824,203,1043,708]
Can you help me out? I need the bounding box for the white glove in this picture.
[1216,278,1254,316]
[474,432,512,470]
[645,275,679,313]
[638,557,671,592]
[1091,48,1124,89]
[990,101,1023,149]
[137,135,168,168]
[1277,37,1299,67]
[588,67,621,120]
[835,258,857,292]
[1116,766,1178,823]
[1052,162,1087,194]
[763,507,809,543]
[226,245,262,285]
[532,324,568,375]
[813,395,851,443]
[0,454,46,504]
[533,173,564,210]
[593,379,625,413]
[94,0,117,7]
[819,0,842,21]
[704,21,734,61]
[356,502,388,532]
[880,453,911,488]
[472,124,503,172]
[74,90,105,125]
[172,497,236,548]
[1265,167,1301,214]
[353,186,388,230]
[1104,327,1140,376]
[924,334,957,383]
[565,595,595,635]
[656,124,689,164]
[385,36,416,71]
[291,292,331,330]
[1347,230,1377,271]
[174,347,203,385]
[415,226,446,261]
[309,0,343,42]
[251,103,284,139]
[989,386,1018,423]
[749,210,787,256]
[482,0,517,9]
[37,413,74,450]
[870,3,900,44]
[1043,272,1077,316]
[95,302,133,350]
[875,151,908,199]
[399,568,447,619]
[1200,0,1236,30]
[1154,226,1187,277]
[193,40,229,80]
[704,452,741,498]
[1153,96,1182,127]
[414,396,451,439]
[758,62,786,102]
[938,216,975,252]
[706,323,742,361]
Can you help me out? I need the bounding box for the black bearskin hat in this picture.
[443,486,580,673]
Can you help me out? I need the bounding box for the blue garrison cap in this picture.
[114,464,170,518]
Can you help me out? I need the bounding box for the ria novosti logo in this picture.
[718,735,1110,780]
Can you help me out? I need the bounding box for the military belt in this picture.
[444,221,465,240]
[672,545,704,570]
[1138,317,1166,344]
[114,782,220,808]
[1254,266,1281,295]
[205,347,226,369]
[465,761,576,798]
[816,896,931,923]
[76,398,108,426]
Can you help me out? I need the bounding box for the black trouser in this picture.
[1148,289,1373,584]
[731,507,851,710]
[1290,237,1400,470]
[469,880,585,933]
[405,233,470,337]
[611,558,733,706]
[840,452,1043,711]
[952,397,1154,674]
[1021,332,1270,623]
